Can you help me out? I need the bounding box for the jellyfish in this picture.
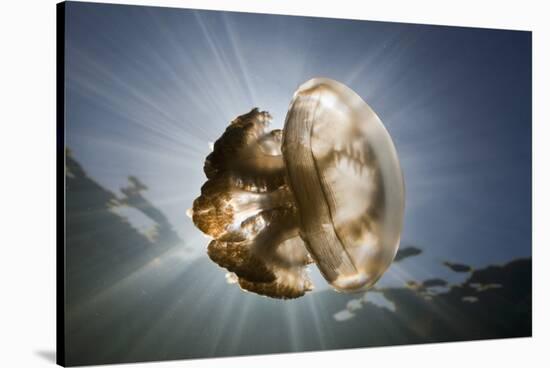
[190,78,405,299]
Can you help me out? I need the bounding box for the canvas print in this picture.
[57,1,532,366]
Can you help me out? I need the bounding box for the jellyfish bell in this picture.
[283,78,405,292]
[191,78,404,299]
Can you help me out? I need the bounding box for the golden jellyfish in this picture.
[190,78,405,299]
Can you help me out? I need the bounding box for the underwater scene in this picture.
[62,2,531,366]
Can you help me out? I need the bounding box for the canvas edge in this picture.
[56,1,67,367]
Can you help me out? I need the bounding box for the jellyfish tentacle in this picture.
[192,108,314,299]
[192,175,295,241]
[238,266,313,299]
[204,108,285,186]
[207,206,313,299]
[207,240,277,283]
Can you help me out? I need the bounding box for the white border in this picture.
[1,1,548,367]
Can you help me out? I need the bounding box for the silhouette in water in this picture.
[393,246,422,262]
[334,255,531,344]
[63,152,531,366]
[65,149,184,307]
[443,261,474,273]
